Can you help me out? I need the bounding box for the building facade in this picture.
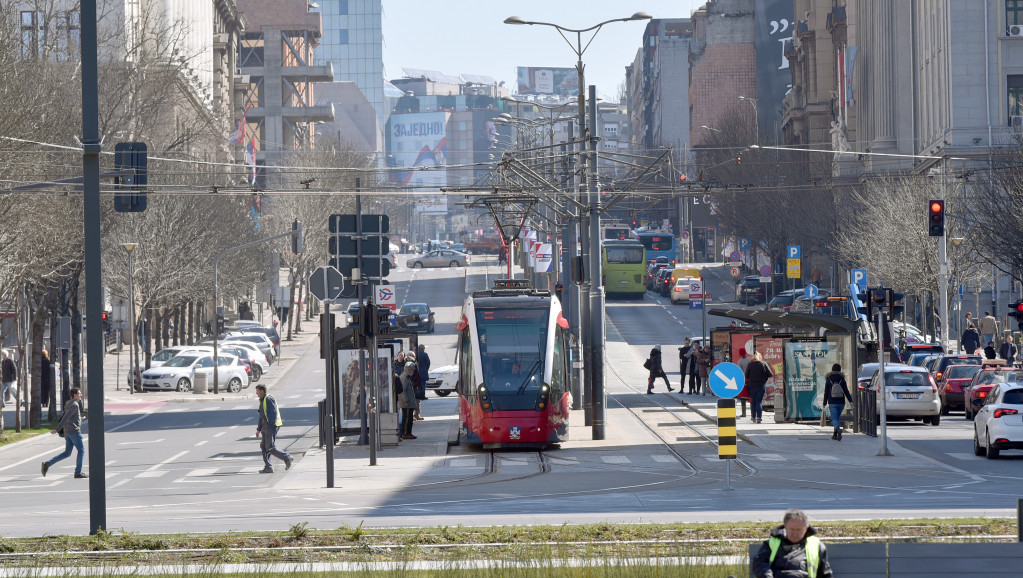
[314,0,385,152]
[236,0,334,185]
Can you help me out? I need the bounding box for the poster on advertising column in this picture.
[338,349,394,427]
[752,335,787,409]
[783,340,839,420]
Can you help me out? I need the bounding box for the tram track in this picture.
[605,359,757,479]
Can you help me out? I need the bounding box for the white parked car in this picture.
[868,364,942,425]
[220,341,270,373]
[425,364,458,397]
[140,353,247,393]
[150,346,211,367]
[222,332,275,365]
[973,382,1023,459]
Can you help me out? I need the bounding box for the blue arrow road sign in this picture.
[804,284,818,299]
[709,362,745,399]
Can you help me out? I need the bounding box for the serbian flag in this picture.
[227,106,250,146]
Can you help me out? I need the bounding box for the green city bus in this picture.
[602,239,646,300]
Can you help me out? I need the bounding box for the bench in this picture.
[749,541,1023,577]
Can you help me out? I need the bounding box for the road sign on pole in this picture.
[375,285,396,311]
[709,362,745,399]
[308,266,345,302]
[730,266,741,278]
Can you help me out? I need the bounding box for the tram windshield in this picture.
[475,304,550,410]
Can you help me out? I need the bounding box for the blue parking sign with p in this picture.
[788,245,800,259]
[851,269,867,289]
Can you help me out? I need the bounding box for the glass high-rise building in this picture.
[314,0,385,150]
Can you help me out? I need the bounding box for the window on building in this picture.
[52,11,81,61]
[1009,75,1023,123]
[21,11,43,59]
[338,29,349,45]
[1008,0,1023,27]
[339,0,349,15]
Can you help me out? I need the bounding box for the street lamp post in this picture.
[738,96,759,143]
[121,243,137,395]
[505,11,651,440]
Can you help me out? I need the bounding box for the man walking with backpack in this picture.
[255,385,292,473]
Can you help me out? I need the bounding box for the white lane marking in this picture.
[601,456,632,464]
[447,459,477,467]
[805,454,839,461]
[652,455,677,463]
[946,453,979,460]
[184,468,219,478]
[195,440,208,447]
[145,450,188,472]
[117,439,165,445]
[136,470,168,478]
[213,432,227,438]
[754,454,785,461]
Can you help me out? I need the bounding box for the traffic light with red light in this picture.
[928,199,945,236]
[735,156,741,164]
[1009,302,1023,329]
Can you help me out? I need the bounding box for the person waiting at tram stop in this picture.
[752,508,834,578]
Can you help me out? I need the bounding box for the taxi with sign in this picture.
[670,276,701,304]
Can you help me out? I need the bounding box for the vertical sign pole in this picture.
[717,398,737,491]
[322,305,334,488]
[877,307,891,456]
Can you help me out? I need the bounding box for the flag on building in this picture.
[226,106,250,146]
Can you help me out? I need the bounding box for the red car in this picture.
[938,364,981,414]
[964,363,1023,420]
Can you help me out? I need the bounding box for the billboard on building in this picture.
[387,111,449,200]
[754,0,794,144]
[516,67,579,97]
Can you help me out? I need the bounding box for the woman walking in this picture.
[823,364,853,440]
[744,352,773,423]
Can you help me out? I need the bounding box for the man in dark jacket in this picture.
[645,345,673,394]
[752,508,833,578]
[822,364,853,441]
[1000,335,1017,365]
[960,324,981,354]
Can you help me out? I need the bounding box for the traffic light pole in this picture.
[939,232,950,354]
[877,308,892,456]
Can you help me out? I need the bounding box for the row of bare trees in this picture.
[0,3,387,433]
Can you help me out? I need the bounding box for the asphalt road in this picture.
[0,259,1019,538]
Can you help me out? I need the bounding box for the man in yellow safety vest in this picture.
[752,508,833,578]
[255,384,293,474]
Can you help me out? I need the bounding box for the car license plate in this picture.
[895,393,921,399]
[407,322,419,327]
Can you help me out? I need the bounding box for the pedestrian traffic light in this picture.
[215,314,225,335]
[928,199,945,236]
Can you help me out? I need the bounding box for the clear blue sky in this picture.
[382,0,708,102]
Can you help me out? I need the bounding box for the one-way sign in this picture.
[308,265,345,301]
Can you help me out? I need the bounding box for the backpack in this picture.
[829,375,844,399]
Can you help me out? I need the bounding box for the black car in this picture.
[646,258,671,290]
[398,303,435,333]
[735,276,766,305]
[656,268,675,296]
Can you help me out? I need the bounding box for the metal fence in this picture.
[856,386,877,437]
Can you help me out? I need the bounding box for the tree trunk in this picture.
[28,302,47,429]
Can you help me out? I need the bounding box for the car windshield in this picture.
[884,371,930,387]
[977,371,1023,385]
[164,356,197,368]
[769,295,795,305]
[401,304,428,315]
[475,303,550,411]
[153,349,179,362]
[947,365,981,379]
